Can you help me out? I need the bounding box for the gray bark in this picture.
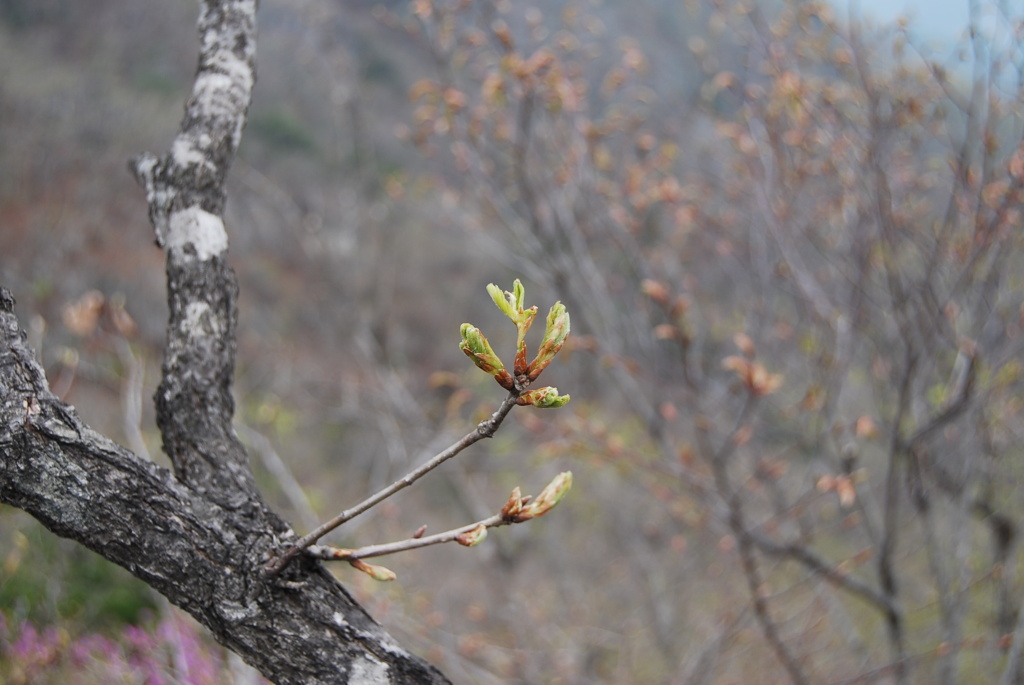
[0,1,452,683]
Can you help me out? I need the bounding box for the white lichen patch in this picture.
[202,27,219,52]
[349,655,389,685]
[192,71,237,116]
[167,206,228,260]
[190,45,255,150]
[172,138,209,170]
[332,612,348,627]
[355,628,410,660]
[133,154,158,184]
[216,52,254,92]
[184,301,220,337]
[133,154,176,215]
[218,600,258,625]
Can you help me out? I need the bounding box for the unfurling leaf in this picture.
[516,386,571,408]
[455,524,488,547]
[349,559,397,582]
[513,472,573,521]
[487,279,538,375]
[487,280,537,329]
[487,281,521,319]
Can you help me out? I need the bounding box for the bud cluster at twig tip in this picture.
[461,279,571,402]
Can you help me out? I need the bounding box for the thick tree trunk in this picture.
[0,1,452,683]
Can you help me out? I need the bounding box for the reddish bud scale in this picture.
[501,486,524,520]
[463,349,498,374]
[514,344,529,377]
[495,369,515,390]
[527,343,561,379]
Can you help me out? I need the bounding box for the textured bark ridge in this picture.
[0,1,451,683]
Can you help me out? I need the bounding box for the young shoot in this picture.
[265,279,574,578]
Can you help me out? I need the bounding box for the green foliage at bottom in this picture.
[0,509,157,631]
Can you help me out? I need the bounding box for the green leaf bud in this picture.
[528,301,570,380]
[459,323,505,375]
[515,472,573,521]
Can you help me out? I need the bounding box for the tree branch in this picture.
[308,513,508,562]
[129,0,259,509]
[0,288,452,684]
[0,0,457,681]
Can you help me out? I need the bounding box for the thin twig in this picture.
[307,512,508,561]
[702,386,809,685]
[264,391,519,575]
[999,592,1024,685]
[115,338,151,462]
[748,532,895,616]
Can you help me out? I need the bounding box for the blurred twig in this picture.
[236,423,318,533]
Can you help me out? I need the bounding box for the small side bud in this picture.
[455,524,488,547]
[516,386,571,408]
[349,559,397,582]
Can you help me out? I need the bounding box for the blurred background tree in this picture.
[2,0,1024,683]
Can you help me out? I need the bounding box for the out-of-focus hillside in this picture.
[3,0,1024,684]
[0,1,610,680]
